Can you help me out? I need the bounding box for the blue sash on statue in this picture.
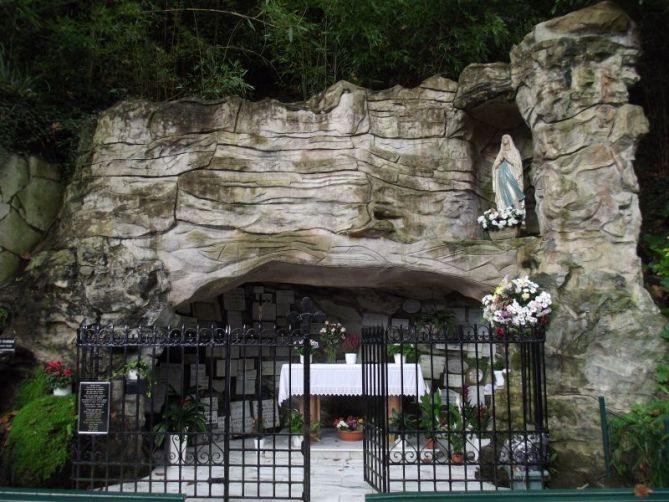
[498,160,524,208]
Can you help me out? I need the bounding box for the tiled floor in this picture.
[105,430,498,501]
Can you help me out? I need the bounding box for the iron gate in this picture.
[73,322,317,501]
[361,324,549,493]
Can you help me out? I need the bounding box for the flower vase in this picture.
[291,435,302,449]
[53,386,71,396]
[254,437,266,451]
[345,353,357,365]
[494,369,507,389]
[394,354,406,365]
[488,227,519,240]
[326,348,337,363]
[299,354,312,364]
[127,369,139,381]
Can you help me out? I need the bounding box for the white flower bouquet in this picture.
[482,276,552,329]
[477,207,525,231]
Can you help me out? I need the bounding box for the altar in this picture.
[278,363,428,422]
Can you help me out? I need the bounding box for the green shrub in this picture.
[609,398,669,487]
[5,395,76,487]
[13,366,49,410]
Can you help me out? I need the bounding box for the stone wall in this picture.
[0,148,63,285]
[0,1,666,486]
[510,1,666,484]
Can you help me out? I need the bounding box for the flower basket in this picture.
[488,227,519,240]
[478,207,524,239]
[337,429,363,441]
[482,276,552,330]
[333,415,364,441]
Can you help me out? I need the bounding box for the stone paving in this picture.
[105,430,498,501]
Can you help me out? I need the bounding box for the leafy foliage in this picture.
[4,395,76,487]
[154,396,206,447]
[609,398,669,487]
[12,366,49,410]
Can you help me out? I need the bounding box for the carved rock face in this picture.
[1,1,666,486]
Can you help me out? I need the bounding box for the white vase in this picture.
[169,434,187,464]
[127,369,139,381]
[299,354,312,364]
[345,353,357,364]
[494,369,507,389]
[254,437,266,450]
[394,354,406,365]
[291,435,302,449]
[53,386,71,396]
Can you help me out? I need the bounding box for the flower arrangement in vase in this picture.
[482,276,552,332]
[320,321,346,362]
[333,415,364,441]
[477,207,525,240]
[341,333,361,364]
[45,360,75,396]
[295,338,319,363]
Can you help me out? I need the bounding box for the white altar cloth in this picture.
[277,363,427,404]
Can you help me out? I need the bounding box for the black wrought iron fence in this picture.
[73,324,313,501]
[362,324,549,493]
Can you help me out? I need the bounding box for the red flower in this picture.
[496,327,505,337]
[63,369,73,376]
[46,360,62,372]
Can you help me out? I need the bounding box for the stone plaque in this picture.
[223,288,246,311]
[78,382,111,435]
[0,338,16,353]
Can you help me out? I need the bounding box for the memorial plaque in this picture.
[0,338,16,353]
[78,382,111,435]
[224,288,246,311]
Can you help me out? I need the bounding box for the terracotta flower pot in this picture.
[337,429,363,441]
[451,452,465,464]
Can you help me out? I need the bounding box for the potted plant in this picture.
[389,409,418,444]
[449,432,465,464]
[418,392,465,463]
[341,333,361,364]
[333,416,364,441]
[252,417,266,450]
[415,308,455,335]
[287,408,304,449]
[154,396,206,464]
[320,321,346,362]
[418,392,447,456]
[462,389,492,462]
[44,360,75,396]
[388,343,417,365]
[477,206,525,240]
[389,409,419,459]
[295,338,319,364]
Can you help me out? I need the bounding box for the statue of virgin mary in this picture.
[492,135,524,210]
